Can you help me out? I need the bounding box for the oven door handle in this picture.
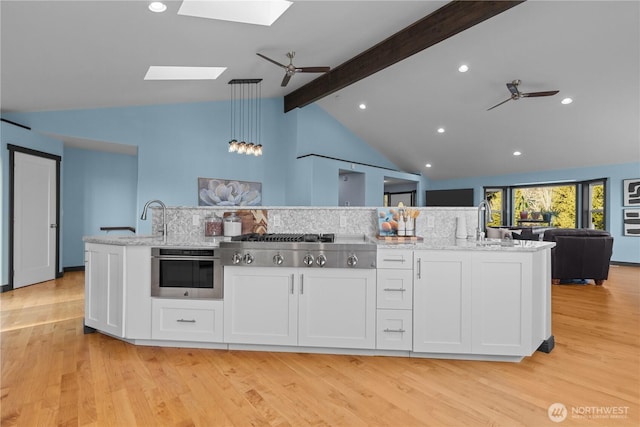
[152,256,217,261]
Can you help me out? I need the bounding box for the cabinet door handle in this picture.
[384,288,406,292]
[290,274,294,294]
[177,319,196,323]
[383,258,405,263]
[300,274,304,295]
[417,258,422,279]
[384,328,406,333]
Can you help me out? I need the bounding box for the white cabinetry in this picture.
[152,298,223,342]
[84,243,124,337]
[124,246,151,340]
[471,252,533,355]
[414,250,540,357]
[85,244,152,339]
[298,268,376,349]
[224,267,297,345]
[224,266,376,349]
[413,251,472,353]
[376,250,413,350]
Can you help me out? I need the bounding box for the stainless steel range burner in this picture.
[220,233,376,269]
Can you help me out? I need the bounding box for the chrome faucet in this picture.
[476,199,493,241]
[141,199,167,242]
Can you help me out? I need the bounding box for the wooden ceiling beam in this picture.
[284,0,525,112]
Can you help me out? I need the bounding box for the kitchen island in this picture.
[83,233,554,362]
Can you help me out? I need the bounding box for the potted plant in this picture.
[541,209,558,223]
[515,194,530,220]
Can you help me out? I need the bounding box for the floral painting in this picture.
[198,178,262,206]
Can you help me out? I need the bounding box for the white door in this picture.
[13,151,57,288]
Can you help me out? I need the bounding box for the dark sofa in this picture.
[543,228,614,285]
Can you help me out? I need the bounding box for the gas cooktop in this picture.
[220,233,376,268]
[231,233,335,243]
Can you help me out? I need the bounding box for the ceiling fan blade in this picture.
[487,97,512,111]
[520,90,560,98]
[296,66,331,73]
[281,73,292,87]
[256,53,287,69]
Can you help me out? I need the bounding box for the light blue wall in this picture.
[62,147,138,267]
[1,121,64,285]
[428,162,640,263]
[3,98,423,274]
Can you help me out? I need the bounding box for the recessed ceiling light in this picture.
[425,163,432,168]
[178,0,292,26]
[144,66,227,80]
[458,64,469,73]
[437,127,445,134]
[148,2,167,13]
[359,103,367,110]
[561,97,573,105]
[513,151,522,156]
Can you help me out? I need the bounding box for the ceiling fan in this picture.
[256,52,330,87]
[487,79,559,111]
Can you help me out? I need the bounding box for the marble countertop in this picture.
[83,234,228,247]
[84,234,554,252]
[377,237,554,252]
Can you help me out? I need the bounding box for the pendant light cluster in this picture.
[228,78,263,156]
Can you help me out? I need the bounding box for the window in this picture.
[512,184,577,227]
[484,187,506,227]
[484,178,607,230]
[582,179,606,230]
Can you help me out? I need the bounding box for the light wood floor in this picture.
[1,266,639,427]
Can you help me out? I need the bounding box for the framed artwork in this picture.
[623,178,640,206]
[198,178,262,206]
[623,209,640,236]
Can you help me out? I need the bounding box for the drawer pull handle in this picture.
[382,258,405,262]
[177,319,196,323]
[383,288,406,292]
[384,328,406,333]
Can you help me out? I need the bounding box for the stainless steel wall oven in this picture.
[151,248,222,299]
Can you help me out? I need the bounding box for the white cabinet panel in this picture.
[471,253,533,355]
[223,267,297,345]
[84,243,124,337]
[377,269,413,310]
[377,250,413,269]
[152,298,223,342]
[377,309,412,350]
[124,246,152,339]
[224,267,376,349]
[298,269,376,349]
[413,251,472,353]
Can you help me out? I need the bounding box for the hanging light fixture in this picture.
[228,78,263,156]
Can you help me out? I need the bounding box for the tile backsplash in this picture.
[151,206,478,240]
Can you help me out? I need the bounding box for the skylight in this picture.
[177,0,293,26]
[144,66,227,80]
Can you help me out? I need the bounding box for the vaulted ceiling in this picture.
[1,1,638,180]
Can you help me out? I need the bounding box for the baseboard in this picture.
[611,261,640,267]
[64,266,85,272]
[0,283,12,293]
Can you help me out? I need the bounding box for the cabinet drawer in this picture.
[152,299,223,342]
[376,309,412,351]
[377,269,413,310]
[377,250,413,269]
